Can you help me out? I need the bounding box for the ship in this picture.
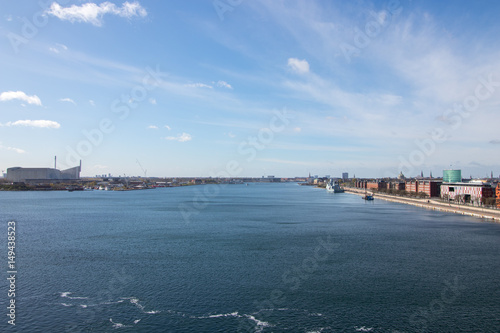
[326,179,344,193]
[362,194,374,201]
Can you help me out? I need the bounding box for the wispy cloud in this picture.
[92,164,108,170]
[0,120,60,129]
[164,125,171,130]
[0,91,42,106]
[147,125,158,129]
[216,80,233,89]
[184,83,213,89]
[256,158,315,166]
[49,43,68,54]
[59,97,76,105]
[489,139,500,145]
[287,58,310,74]
[45,1,147,27]
[89,100,95,106]
[165,132,192,142]
[149,98,157,105]
[0,143,25,154]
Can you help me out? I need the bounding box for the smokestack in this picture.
[55,156,57,169]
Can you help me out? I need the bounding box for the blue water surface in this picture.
[1,183,499,332]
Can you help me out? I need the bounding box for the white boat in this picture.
[326,179,344,193]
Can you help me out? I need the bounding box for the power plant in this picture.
[5,157,81,184]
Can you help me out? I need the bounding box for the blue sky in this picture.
[0,0,499,178]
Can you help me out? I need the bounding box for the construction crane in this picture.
[136,159,147,178]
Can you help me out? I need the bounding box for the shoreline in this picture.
[344,188,500,222]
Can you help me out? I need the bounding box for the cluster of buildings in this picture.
[354,170,500,207]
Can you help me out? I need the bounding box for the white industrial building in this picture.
[6,163,81,184]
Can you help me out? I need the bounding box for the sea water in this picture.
[1,183,499,332]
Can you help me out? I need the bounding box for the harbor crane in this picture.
[136,159,147,178]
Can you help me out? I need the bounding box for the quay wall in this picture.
[344,187,500,222]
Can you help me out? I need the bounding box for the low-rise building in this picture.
[367,180,386,190]
[441,182,495,205]
[405,180,441,197]
[496,184,500,208]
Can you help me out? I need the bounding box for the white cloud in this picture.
[92,164,108,170]
[287,58,310,74]
[0,143,25,154]
[164,125,171,130]
[0,120,61,129]
[59,97,76,105]
[0,91,42,106]
[147,125,158,129]
[89,100,96,106]
[149,98,157,105]
[216,80,233,89]
[165,132,192,142]
[293,127,302,133]
[227,132,236,138]
[257,158,314,166]
[49,43,68,53]
[185,83,213,89]
[45,1,147,27]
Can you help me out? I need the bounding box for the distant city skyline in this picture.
[1,1,500,178]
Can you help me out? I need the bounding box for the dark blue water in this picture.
[1,183,500,332]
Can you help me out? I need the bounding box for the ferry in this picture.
[326,179,344,193]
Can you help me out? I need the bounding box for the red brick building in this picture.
[366,181,387,190]
[496,184,500,208]
[386,181,405,191]
[405,180,441,197]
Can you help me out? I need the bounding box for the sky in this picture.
[0,0,499,178]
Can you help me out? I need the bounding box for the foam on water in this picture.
[109,318,131,329]
[243,314,272,332]
[194,311,272,332]
[60,292,88,300]
[121,297,161,314]
[355,326,374,332]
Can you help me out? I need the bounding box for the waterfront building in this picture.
[342,172,348,181]
[6,164,81,184]
[496,184,500,208]
[441,182,495,205]
[367,180,387,190]
[443,169,462,183]
[405,179,441,197]
[387,181,405,191]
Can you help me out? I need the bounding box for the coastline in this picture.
[344,187,500,222]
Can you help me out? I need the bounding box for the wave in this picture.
[120,297,161,314]
[109,318,132,329]
[194,311,272,332]
[60,292,88,300]
[306,328,330,333]
[244,314,272,332]
[354,326,374,332]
